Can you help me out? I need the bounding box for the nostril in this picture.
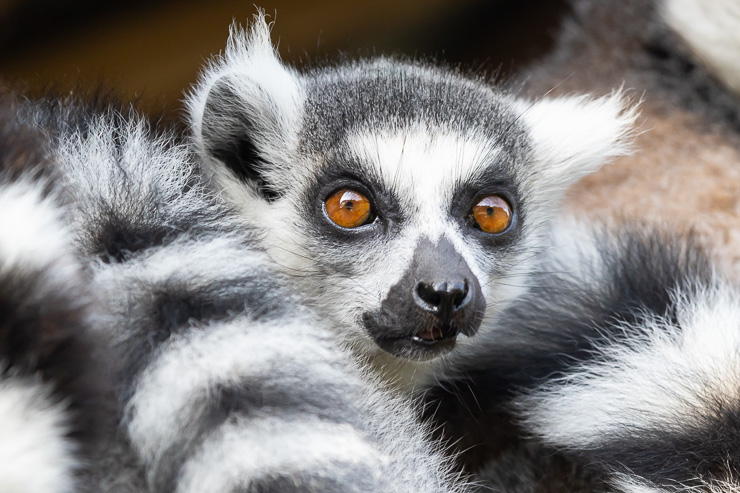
[415,279,470,312]
[416,282,443,307]
[452,280,469,309]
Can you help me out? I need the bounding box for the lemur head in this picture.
[188,14,635,365]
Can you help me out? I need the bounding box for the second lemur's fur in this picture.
[519,0,740,276]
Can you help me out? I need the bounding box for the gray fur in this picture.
[13,90,470,492]
[188,14,635,391]
[3,5,740,493]
[188,11,740,493]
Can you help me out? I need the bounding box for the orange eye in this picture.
[472,195,512,234]
[325,189,374,228]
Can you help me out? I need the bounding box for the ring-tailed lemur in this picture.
[3,4,740,492]
[186,15,637,389]
[185,12,740,493]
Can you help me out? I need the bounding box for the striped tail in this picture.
[0,96,109,493]
[427,221,740,492]
[510,224,740,492]
[41,102,471,493]
[100,234,470,493]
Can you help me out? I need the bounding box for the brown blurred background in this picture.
[0,0,565,116]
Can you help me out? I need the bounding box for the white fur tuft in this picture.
[610,472,740,493]
[0,376,77,493]
[609,474,671,493]
[0,182,81,297]
[520,91,638,193]
[516,281,740,450]
[0,183,71,275]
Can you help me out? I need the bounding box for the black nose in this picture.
[414,279,470,323]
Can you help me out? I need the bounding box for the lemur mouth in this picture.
[364,317,460,362]
[380,325,460,362]
[411,325,457,344]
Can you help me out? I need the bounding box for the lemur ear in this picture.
[519,92,638,194]
[187,13,304,200]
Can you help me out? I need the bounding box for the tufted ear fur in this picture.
[187,13,304,200]
[518,91,638,198]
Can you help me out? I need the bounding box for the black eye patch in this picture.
[449,169,524,247]
[298,152,405,239]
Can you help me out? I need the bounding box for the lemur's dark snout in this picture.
[414,279,472,325]
[363,237,486,361]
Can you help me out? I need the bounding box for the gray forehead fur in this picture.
[300,59,525,153]
[187,14,635,205]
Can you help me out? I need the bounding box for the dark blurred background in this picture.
[0,0,566,115]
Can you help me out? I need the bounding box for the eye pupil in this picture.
[486,207,494,216]
[345,201,354,210]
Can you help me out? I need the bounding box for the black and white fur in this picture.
[663,0,740,96]
[186,11,740,493]
[7,88,472,492]
[0,94,109,493]
[187,16,636,391]
[427,223,740,492]
[2,3,740,492]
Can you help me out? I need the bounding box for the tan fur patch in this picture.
[565,105,740,276]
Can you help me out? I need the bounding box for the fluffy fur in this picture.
[663,0,740,96]
[1,4,740,492]
[188,11,740,493]
[8,87,469,492]
[518,0,740,276]
[187,14,636,391]
[426,223,740,491]
[0,95,109,493]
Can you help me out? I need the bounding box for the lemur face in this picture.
[287,124,525,362]
[189,15,635,363]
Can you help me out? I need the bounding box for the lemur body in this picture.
[2,89,468,493]
[1,2,740,492]
[431,1,740,489]
[186,12,740,492]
